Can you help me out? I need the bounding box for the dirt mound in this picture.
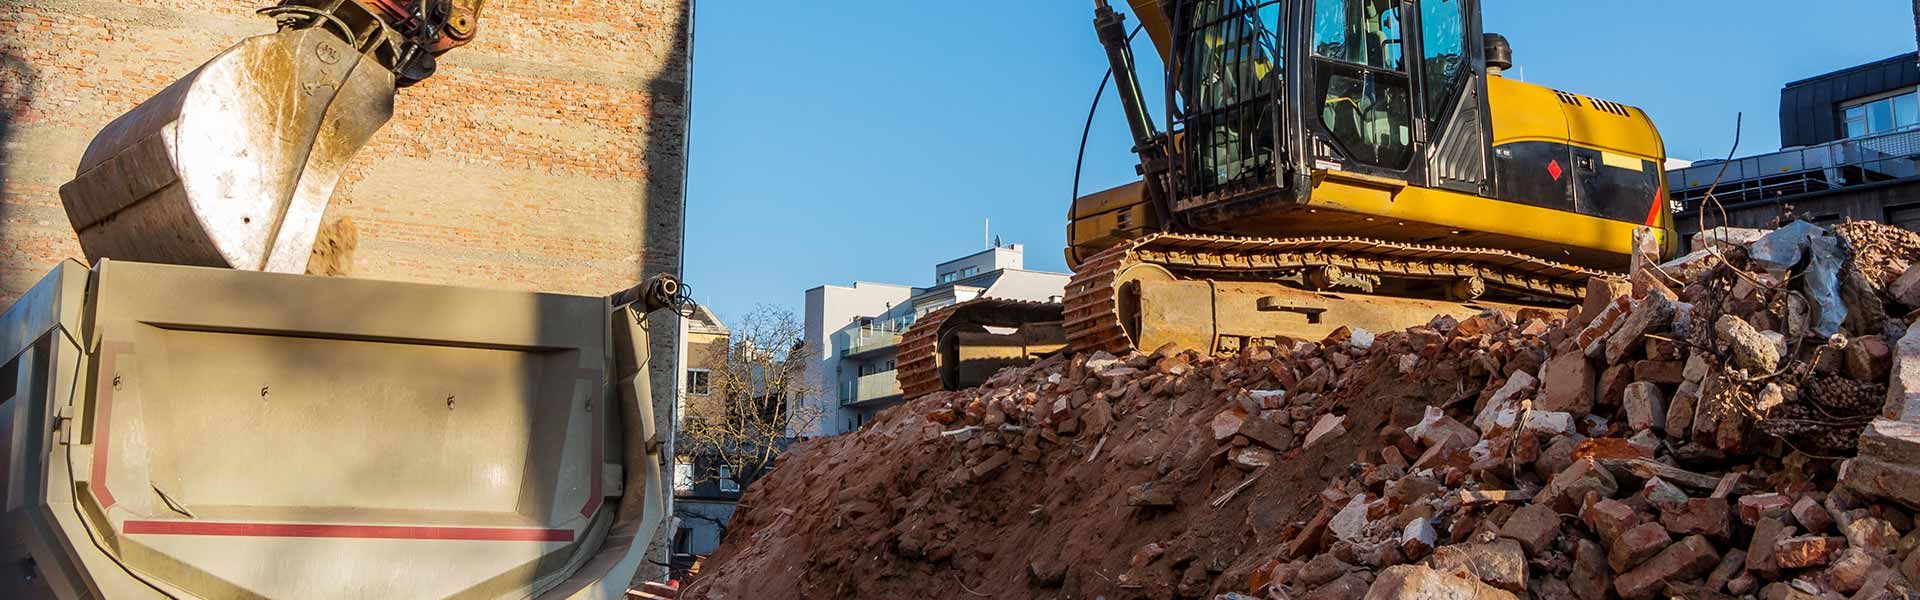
[691,221,1920,600]
[690,318,1501,599]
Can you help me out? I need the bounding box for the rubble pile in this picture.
[1242,221,1920,600]
[691,221,1920,600]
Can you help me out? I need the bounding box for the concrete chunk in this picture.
[1476,371,1537,432]
[1715,314,1780,373]
[1425,539,1528,594]
[1886,325,1920,420]
[1623,382,1667,433]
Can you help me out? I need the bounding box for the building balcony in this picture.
[840,319,912,359]
[839,371,902,406]
[1670,127,1920,209]
[841,331,901,359]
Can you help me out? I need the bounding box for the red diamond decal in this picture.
[1547,160,1564,181]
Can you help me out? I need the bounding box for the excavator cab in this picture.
[1083,0,1671,267]
[1153,0,1491,215]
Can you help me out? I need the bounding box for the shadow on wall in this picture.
[636,2,694,287]
[633,1,696,588]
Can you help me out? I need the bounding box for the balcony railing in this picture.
[842,332,901,358]
[839,371,902,406]
[840,320,912,358]
[1670,127,1920,210]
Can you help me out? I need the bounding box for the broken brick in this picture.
[1846,335,1893,382]
[1739,493,1793,526]
[1583,499,1645,546]
[1541,458,1619,513]
[1659,497,1733,542]
[1498,504,1561,557]
[1826,547,1878,595]
[1614,535,1720,600]
[1771,535,1843,569]
[1843,517,1899,556]
[1745,516,1794,577]
[1364,565,1519,600]
[1608,522,1673,572]
[1568,538,1609,600]
[1539,352,1597,415]
[1791,496,1834,534]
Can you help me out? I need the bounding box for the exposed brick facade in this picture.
[0,0,692,583]
[0,0,689,297]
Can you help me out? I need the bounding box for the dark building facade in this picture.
[1670,52,1920,237]
[1780,53,1920,148]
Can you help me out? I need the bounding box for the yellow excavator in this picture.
[899,0,1677,398]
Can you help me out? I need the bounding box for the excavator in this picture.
[5,2,687,598]
[898,0,1678,398]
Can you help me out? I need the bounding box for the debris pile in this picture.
[690,221,1920,600]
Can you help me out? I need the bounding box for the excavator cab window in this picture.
[1174,1,1283,195]
[1310,0,1413,171]
[1418,0,1468,129]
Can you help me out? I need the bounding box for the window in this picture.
[938,272,957,284]
[1313,0,1414,171]
[1320,72,1413,169]
[674,462,694,492]
[960,267,979,278]
[1843,89,1920,138]
[1178,1,1283,190]
[672,528,692,554]
[1419,0,1466,121]
[1314,0,1403,71]
[717,466,740,493]
[686,369,711,396]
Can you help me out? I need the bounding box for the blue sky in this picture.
[682,1,1916,324]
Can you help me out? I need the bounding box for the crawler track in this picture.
[899,234,1605,398]
[1062,234,1603,354]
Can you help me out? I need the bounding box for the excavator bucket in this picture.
[58,24,397,272]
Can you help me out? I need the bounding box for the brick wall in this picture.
[0,0,692,583]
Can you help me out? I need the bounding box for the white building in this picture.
[800,244,1069,435]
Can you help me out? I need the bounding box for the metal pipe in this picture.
[1094,0,1160,151]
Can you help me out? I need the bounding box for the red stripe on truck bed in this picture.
[123,520,576,542]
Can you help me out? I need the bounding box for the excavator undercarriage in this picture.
[899,233,1596,399]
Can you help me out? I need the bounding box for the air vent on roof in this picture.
[1588,98,1632,116]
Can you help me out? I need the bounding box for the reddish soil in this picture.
[688,352,1452,599]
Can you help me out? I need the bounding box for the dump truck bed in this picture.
[0,260,667,599]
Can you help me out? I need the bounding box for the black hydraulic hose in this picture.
[1069,23,1145,265]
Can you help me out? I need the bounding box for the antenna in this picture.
[984,218,991,250]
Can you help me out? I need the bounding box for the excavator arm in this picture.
[57,1,484,273]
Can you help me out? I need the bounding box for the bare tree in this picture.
[678,305,822,490]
